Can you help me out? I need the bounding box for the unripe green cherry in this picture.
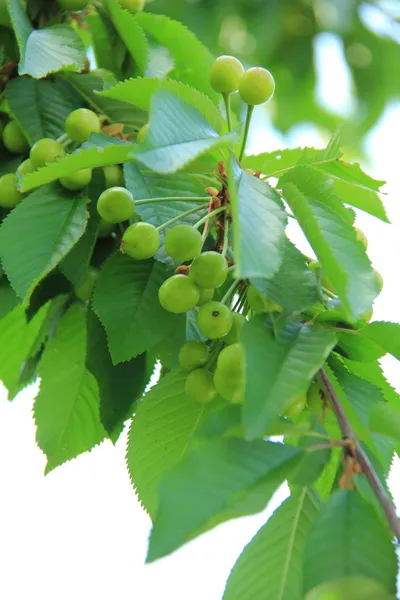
[137,123,150,143]
[189,251,228,288]
[239,67,275,106]
[209,55,245,94]
[2,121,29,154]
[65,108,101,143]
[217,343,244,378]
[197,288,214,306]
[60,168,92,191]
[374,268,384,292]
[247,284,282,314]
[74,268,97,302]
[355,226,368,250]
[224,312,246,345]
[158,274,200,314]
[97,218,115,238]
[185,368,216,404]
[214,368,244,404]
[103,164,124,188]
[307,382,322,412]
[0,173,23,208]
[283,392,307,419]
[165,224,203,262]
[309,261,335,293]
[117,0,145,13]
[197,301,233,339]
[30,138,65,169]
[16,158,34,178]
[58,0,88,9]
[179,341,209,371]
[97,186,135,223]
[121,222,160,260]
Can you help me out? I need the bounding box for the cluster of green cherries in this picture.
[0,107,102,209]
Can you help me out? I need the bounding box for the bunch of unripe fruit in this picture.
[0,108,102,209]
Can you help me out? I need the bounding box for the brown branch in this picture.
[319,368,400,544]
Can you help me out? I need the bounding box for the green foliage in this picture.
[0,3,399,597]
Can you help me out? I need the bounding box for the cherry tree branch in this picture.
[319,368,400,544]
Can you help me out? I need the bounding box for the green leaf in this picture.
[229,163,287,280]
[0,303,48,396]
[85,13,118,75]
[341,358,400,407]
[8,0,85,78]
[363,322,400,361]
[303,490,397,594]
[0,279,19,319]
[99,77,223,133]
[251,238,319,316]
[134,12,218,102]
[337,330,386,362]
[86,309,148,443]
[34,304,106,472]
[124,162,210,265]
[126,369,215,517]
[92,253,181,364]
[131,90,237,174]
[290,425,331,486]
[5,76,79,145]
[106,0,148,74]
[0,185,89,302]
[369,403,400,444]
[147,439,301,561]
[281,166,379,320]
[242,320,337,438]
[224,488,322,600]
[19,134,134,193]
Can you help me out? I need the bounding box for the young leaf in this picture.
[92,254,182,364]
[8,0,85,78]
[303,490,397,594]
[290,425,331,486]
[223,488,322,600]
[337,330,386,362]
[369,403,400,444]
[229,163,287,280]
[251,238,319,316]
[147,439,301,561]
[363,321,400,362]
[0,303,48,396]
[134,12,218,102]
[0,279,19,319]
[341,357,400,407]
[99,77,223,133]
[131,90,238,174]
[242,320,337,438]
[0,185,89,302]
[281,166,380,320]
[126,369,216,518]
[34,304,106,473]
[19,134,134,192]
[107,0,148,74]
[5,77,79,145]
[86,309,149,443]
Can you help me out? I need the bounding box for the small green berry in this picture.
[185,368,216,404]
[2,121,29,154]
[197,301,233,339]
[0,173,24,208]
[97,186,135,223]
[30,138,65,169]
[283,392,307,419]
[97,218,115,238]
[58,0,88,9]
[65,108,101,143]
[137,123,150,143]
[247,284,282,314]
[15,158,34,178]
[158,274,200,314]
[103,164,124,188]
[209,55,245,94]
[189,251,228,289]
[197,288,214,306]
[214,368,244,404]
[355,226,368,250]
[117,0,145,13]
[239,67,275,106]
[74,268,97,302]
[179,341,209,371]
[224,312,246,345]
[164,224,203,263]
[121,222,160,260]
[60,168,92,191]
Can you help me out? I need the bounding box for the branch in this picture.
[319,368,400,544]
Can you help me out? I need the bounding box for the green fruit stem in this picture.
[222,93,232,132]
[239,104,254,162]
[193,205,227,230]
[56,133,70,145]
[135,196,210,206]
[156,202,209,231]
[222,217,230,257]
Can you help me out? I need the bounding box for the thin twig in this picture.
[319,368,400,544]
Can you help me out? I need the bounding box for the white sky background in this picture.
[1,13,400,600]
